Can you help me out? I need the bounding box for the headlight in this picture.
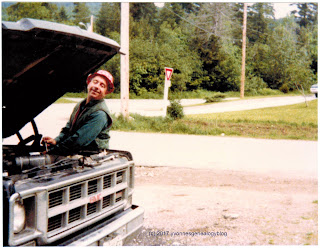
[13,201,26,234]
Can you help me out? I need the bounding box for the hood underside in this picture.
[2,18,121,138]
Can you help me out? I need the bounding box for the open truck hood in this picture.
[2,18,121,138]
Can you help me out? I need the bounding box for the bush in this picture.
[279,83,289,93]
[245,75,268,95]
[167,100,184,119]
[257,88,283,95]
[205,92,226,103]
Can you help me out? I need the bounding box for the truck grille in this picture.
[48,214,63,232]
[47,170,127,235]
[70,184,82,201]
[116,171,124,184]
[49,191,63,208]
[69,207,81,223]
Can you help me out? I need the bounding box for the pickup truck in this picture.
[2,18,144,246]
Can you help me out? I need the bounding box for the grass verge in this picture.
[112,100,317,141]
[55,98,77,103]
[63,89,302,100]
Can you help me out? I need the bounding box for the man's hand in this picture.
[42,136,57,146]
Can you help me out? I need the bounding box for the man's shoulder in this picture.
[95,100,111,114]
[91,110,108,117]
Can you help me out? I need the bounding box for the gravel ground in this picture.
[126,166,318,246]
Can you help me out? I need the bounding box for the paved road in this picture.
[67,95,316,116]
[3,96,317,179]
[184,95,316,114]
[110,131,317,179]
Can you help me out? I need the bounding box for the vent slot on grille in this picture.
[70,184,82,201]
[88,179,98,195]
[116,171,124,184]
[103,175,112,189]
[103,195,111,208]
[87,202,97,215]
[49,190,63,208]
[48,214,63,232]
[68,207,82,224]
[115,190,124,203]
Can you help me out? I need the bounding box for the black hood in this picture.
[2,18,121,138]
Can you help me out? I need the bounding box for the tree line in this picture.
[2,2,318,96]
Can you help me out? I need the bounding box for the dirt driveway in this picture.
[127,166,318,246]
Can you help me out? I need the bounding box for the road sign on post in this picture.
[165,67,173,81]
[163,67,173,116]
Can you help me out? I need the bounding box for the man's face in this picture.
[87,75,108,101]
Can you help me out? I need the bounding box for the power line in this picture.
[163,5,243,41]
[163,5,214,36]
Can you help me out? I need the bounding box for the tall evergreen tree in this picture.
[96,2,120,35]
[130,3,157,23]
[158,3,186,26]
[188,3,240,92]
[57,5,69,24]
[291,3,318,27]
[72,2,90,28]
[247,3,275,43]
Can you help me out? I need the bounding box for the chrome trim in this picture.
[67,206,144,246]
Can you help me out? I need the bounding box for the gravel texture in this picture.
[125,166,318,246]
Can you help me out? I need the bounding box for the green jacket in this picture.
[51,99,112,154]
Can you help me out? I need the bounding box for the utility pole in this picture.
[240,3,247,99]
[120,3,130,118]
[89,15,93,32]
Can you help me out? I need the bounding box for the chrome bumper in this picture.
[60,205,144,246]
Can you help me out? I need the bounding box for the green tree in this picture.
[72,3,90,28]
[130,3,157,23]
[188,3,240,92]
[247,3,275,43]
[57,5,70,24]
[96,2,120,36]
[231,3,246,48]
[156,22,202,92]
[291,3,318,27]
[158,3,186,26]
[298,25,318,75]
[2,5,8,20]
[129,21,202,95]
[249,17,315,90]
[5,2,58,21]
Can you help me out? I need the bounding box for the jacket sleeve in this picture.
[54,101,81,143]
[54,120,71,144]
[49,111,108,154]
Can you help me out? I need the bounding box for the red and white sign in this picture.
[165,67,173,81]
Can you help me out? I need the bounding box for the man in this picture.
[42,70,114,154]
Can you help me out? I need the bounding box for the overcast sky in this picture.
[273,3,298,19]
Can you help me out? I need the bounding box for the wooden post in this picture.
[89,15,93,32]
[120,3,130,118]
[163,80,171,116]
[240,3,247,99]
